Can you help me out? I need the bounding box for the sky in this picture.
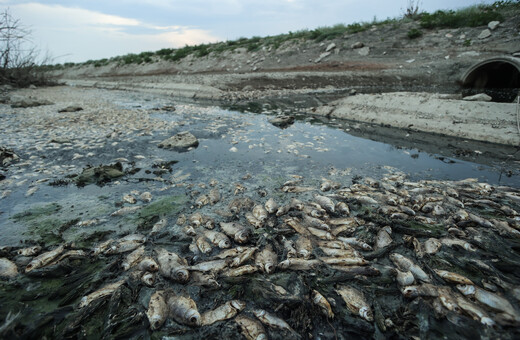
[1,0,496,63]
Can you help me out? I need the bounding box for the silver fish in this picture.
[156,248,189,283]
[79,279,125,308]
[265,198,278,214]
[202,230,231,249]
[314,194,335,213]
[235,315,267,340]
[0,258,18,279]
[147,290,168,330]
[26,245,65,272]
[389,253,430,282]
[201,300,246,326]
[255,244,278,274]
[167,293,201,326]
[335,285,373,321]
[220,222,251,244]
[312,289,334,318]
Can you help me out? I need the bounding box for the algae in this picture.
[12,203,62,222]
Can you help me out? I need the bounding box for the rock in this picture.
[269,116,295,129]
[488,21,500,30]
[351,42,364,49]
[10,98,53,108]
[315,52,331,63]
[463,93,492,102]
[29,85,37,89]
[158,131,199,151]
[58,105,83,113]
[478,29,491,40]
[358,47,370,56]
[325,43,336,52]
[76,162,125,186]
[0,146,19,167]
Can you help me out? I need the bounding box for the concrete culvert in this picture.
[461,56,520,102]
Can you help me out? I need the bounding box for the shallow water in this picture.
[1,89,520,339]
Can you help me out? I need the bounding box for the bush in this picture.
[420,7,504,29]
[407,28,423,39]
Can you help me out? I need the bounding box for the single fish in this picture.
[0,258,18,279]
[167,293,201,326]
[208,188,221,204]
[295,236,313,259]
[335,285,373,321]
[25,245,65,272]
[221,264,258,277]
[140,192,153,202]
[16,245,42,257]
[434,269,473,285]
[265,198,278,214]
[122,194,137,204]
[278,259,321,271]
[122,246,145,271]
[255,244,278,274]
[79,279,125,308]
[253,204,268,222]
[150,218,168,235]
[220,222,251,244]
[110,206,141,216]
[389,253,430,282]
[312,289,334,318]
[196,237,213,255]
[253,309,296,333]
[188,259,228,273]
[156,248,189,283]
[395,269,415,286]
[228,247,257,267]
[147,290,168,330]
[314,194,335,213]
[203,230,231,249]
[235,315,268,340]
[201,300,246,326]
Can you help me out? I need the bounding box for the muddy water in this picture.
[1,88,520,339]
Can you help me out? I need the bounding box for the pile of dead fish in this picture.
[2,173,520,338]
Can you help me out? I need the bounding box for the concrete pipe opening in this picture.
[461,56,520,102]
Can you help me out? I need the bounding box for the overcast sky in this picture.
[2,0,495,63]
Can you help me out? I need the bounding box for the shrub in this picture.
[407,28,423,39]
[420,7,504,29]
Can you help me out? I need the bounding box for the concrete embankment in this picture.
[315,92,520,146]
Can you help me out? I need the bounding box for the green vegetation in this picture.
[407,28,423,39]
[53,0,519,69]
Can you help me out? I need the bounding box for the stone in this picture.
[158,131,199,151]
[58,105,83,113]
[325,43,336,52]
[0,146,19,167]
[463,93,492,102]
[10,98,53,108]
[351,42,364,49]
[478,29,491,40]
[488,21,500,30]
[358,47,370,56]
[315,52,331,63]
[269,115,295,129]
[76,162,125,186]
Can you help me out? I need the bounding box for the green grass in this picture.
[52,0,519,69]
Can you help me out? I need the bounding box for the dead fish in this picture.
[285,217,310,236]
[282,185,314,193]
[440,238,476,252]
[423,238,442,255]
[278,258,321,271]
[167,293,201,326]
[389,253,430,282]
[138,257,159,272]
[191,271,221,288]
[295,236,313,259]
[234,183,246,195]
[221,264,258,277]
[122,246,145,271]
[320,257,368,266]
[253,309,296,333]
[189,213,204,227]
[156,248,189,283]
[303,215,330,231]
[457,284,518,317]
[335,202,350,215]
[79,279,125,308]
[147,290,168,330]
[25,245,65,272]
[375,228,393,249]
[201,300,246,326]
[352,195,379,206]
[235,315,268,340]
[0,258,18,279]
[189,259,228,273]
[276,205,292,217]
[177,214,187,226]
[140,192,153,202]
[245,212,264,228]
[106,234,146,254]
[123,194,137,204]
[338,237,372,251]
[281,237,297,258]
[255,244,278,273]
[265,198,278,214]
[314,194,335,213]
[228,247,257,267]
[399,205,415,216]
[196,237,213,255]
[195,194,210,208]
[253,204,268,222]
[209,179,218,187]
[228,197,253,215]
[139,271,156,286]
[455,296,495,326]
[402,284,440,298]
[396,269,415,286]
[208,188,220,204]
[302,204,324,218]
[110,206,141,216]
[320,178,341,192]
[320,246,360,258]
[220,222,251,244]
[312,289,334,318]
[203,230,231,249]
[335,285,373,321]
[92,239,114,256]
[16,246,42,257]
[308,227,334,240]
[25,186,39,197]
[150,218,168,235]
[76,219,104,227]
[434,269,473,285]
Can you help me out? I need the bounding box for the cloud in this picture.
[7,2,220,62]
